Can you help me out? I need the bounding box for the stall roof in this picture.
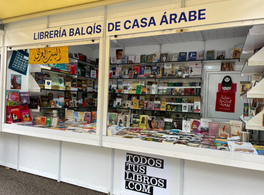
[0,0,133,24]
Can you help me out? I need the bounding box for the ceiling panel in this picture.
[111,26,253,48]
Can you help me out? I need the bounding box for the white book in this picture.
[230,120,243,136]
[189,64,202,76]
[200,118,212,132]
[182,120,191,132]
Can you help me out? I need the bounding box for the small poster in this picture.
[10,74,21,90]
[122,152,170,195]
[8,50,29,75]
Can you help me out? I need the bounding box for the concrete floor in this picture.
[0,166,107,195]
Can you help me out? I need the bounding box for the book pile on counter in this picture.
[15,110,97,134]
[107,118,264,155]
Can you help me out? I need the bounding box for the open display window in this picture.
[2,40,102,145]
[104,25,264,165]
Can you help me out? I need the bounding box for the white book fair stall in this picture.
[1,0,264,194]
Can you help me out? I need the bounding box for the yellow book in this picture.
[132,99,139,109]
[140,115,147,130]
[78,112,85,121]
[160,101,167,111]
[36,116,41,125]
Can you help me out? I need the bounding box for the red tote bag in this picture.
[215,83,236,113]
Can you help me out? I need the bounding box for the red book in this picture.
[41,117,46,126]
[134,66,140,74]
[70,64,76,75]
[184,88,191,95]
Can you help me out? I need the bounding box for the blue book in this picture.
[74,112,79,122]
[121,55,127,64]
[32,116,37,125]
[178,52,187,61]
[188,52,197,61]
[139,66,145,75]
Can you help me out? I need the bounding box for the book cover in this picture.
[128,55,135,64]
[178,52,187,61]
[35,72,44,84]
[32,116,37,125]
[126,100,132,108]
[160,53,169,62]
[51,117,58,127]
[41,117,46,126]
[188,52,197,61]
[170,53,178,61]
[240,81,251,95]
[123,67,129,78]
[197,51,204,60]
[91,111,97,123]
[182,120,191,132]
[230,120,242,136]
[78,112,84,122]
[141,86,147,94]
[216,51,226,59]
[136,85,142,94]
[154,101,161,110]
[73,112,79,122]
[200,119,212,132]
[121,55,127,64]
[132,99,139,109]
[189,64,202,76]
[28,96,39,109]
[123,113,130,127]
[134,66,140,75]
[164,118,173,130]
[45,80,52,89]
[243,103,250,117]
[109,113,117,125]
[40,96,52,107]
[160,101,166,110]
[166,104,172,111]
[129,70,134,78]
[173,117,183,129]
[233,44,243,59]
[50,73,60,86]
[144,66,151,76]
[139,115,147,129]
[164,64,172,76]
[151,66,158,76]
[146,54,153,63]
[118,113,124,127]
[20,92,30,105]
[140,55,146,63]
[10,74,21,90]
[132,114,140,127]
[194,102,201,113]
[206,50,215,60]
[146,116,155,130]
[218,122,231,138]
[147,101,154,110]
[21,109,30,122]
[90,70,96,78]
[152,52,160,62]
[36,116,41,125]
[83,112,90,123]
[139,66,145,76]
[155,116,164,130]
[111,57,117,64]
[182,103,188,112]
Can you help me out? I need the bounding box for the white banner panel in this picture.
[122,152,171,195]
[5,21,103,46]
[107,0,264,36]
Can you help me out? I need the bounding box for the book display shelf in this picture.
[104,25,264,167]
[4,43,100,142]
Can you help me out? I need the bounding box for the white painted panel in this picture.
[184,160,264,195]
[107,0,181,19]
[0,132,18,169]
[113,149,181,195]
[162,41,204,53]
[60,142,112,193]
[19,136,60,180]
[206,71,249,121]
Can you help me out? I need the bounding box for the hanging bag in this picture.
[215,76,236,113]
